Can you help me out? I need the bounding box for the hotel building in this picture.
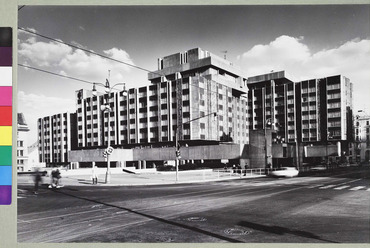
[42,48,251,168]
[37,48,354,169]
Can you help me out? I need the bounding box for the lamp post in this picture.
[273,135,285,168]
[326,131,333,169]
[264,118,272,174]
[92,79,127,183]
[174,111,217,182]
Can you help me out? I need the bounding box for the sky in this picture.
[17,5,370,143]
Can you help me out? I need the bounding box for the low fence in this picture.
[213,168,274,178]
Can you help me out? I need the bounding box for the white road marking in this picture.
[333,185,350,190]
[307,184,323,188]
[349,186,366,191]
[319,185,336,189]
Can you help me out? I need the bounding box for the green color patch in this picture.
[0,146,12,166]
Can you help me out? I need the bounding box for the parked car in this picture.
[269,167,299,178]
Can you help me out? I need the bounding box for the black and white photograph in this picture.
[16,4,370,244]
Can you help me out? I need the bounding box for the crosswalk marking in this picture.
[349,186,366,191]
[319,185,336,189]
[334,185,350,190]
[307,184,369,191]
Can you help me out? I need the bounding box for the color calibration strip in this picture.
[0,27,12,205]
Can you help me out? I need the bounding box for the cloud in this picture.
[237,35,370,111]
[18,91,76,143]
[18,29,135,83]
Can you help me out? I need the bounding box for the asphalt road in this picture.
[17,167,370,243]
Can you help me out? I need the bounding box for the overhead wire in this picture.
[18,64,96,85]
[18,27,248,98]
[18,27,164,78]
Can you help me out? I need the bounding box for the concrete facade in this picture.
[69,143,248,164]
[40,48,250,169]
[38,112,77,167]
[36,48,354,170]
[246,71,354,167]
[354,113,370,163]
[17,113,30,171]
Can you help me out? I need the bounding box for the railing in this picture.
[213,168,277,178]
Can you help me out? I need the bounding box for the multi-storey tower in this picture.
[247,72,353,167]
[75,48,249,149]
[38,112,77,167]
[296,75,353,144]
[148,48,249,145]
[247,71,296,143]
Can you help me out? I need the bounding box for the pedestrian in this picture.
[33,168,42,194]
[49,168,62,188]
[92,165,98,185]
[243,163,248,176]
[55,169,61,187]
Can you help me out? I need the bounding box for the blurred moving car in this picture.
[310,165,327,171]
[269,167,299,177]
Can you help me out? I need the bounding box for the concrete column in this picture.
[138,161,142,170]
[142,160,146,169]
[72,162,80,169]
[239,159,248,169]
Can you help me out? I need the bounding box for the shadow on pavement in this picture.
[55,189,244,243]
[238,220,339,243]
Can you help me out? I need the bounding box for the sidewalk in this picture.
[18,170,266,187]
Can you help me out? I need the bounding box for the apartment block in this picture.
[247,71,296,144]
[247,71,354,167]
[296,75,353,144]
[38,112,77,166]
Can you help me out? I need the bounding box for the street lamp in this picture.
[326,131,333,169]
[174,111,217,182]
[92,79,127,183]
[265,118,272,174]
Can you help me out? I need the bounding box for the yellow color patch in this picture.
[0,126,12,146]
